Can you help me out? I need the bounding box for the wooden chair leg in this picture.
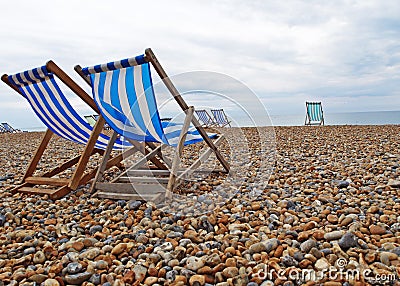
[166,106,194,196]
[89,131,118,193]
[69,116,106,190]
[22,129,53,181]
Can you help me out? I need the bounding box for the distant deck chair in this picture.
[305,102,324,125]
[75,48,230,202]
[84,115,97,127]
[1,122,19,133]
[211,109,231,127]
[195,109,216,127]
[1,61,140,199]
[85,114,110,130]
[0,123,8,133]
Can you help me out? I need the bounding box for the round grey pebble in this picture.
[66,262,83,274]
[338,232,358,250]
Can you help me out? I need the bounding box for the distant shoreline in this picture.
[6,110,400,131]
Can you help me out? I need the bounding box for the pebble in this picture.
[186,256,205,271]
[315,258,330,271]
[111,243,127,255]
[282,255,298,267]
[249,238,279,254]
[80,248,100,260]
[66,262,83,274]
[133,265,147,282]
[369,225,386,235]
[324,230,344,241]
[64,272,92,284]
[300,239,316,253]
[338,232,358,250]
[30,274,48,284]
[380,252,398,266]
[33,251,46,264]
[387,179,400,188]
[189,274,206,286]
[337,180,349,188]
[222,267,239,278]
[23,247,36,255]
[43,279,60,286]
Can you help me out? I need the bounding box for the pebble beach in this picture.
[0,125,399,286]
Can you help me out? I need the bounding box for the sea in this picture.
[254,110,400,127]
[16,110,400,131]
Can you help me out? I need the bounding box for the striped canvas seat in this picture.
[305,102,324,125]
[211,109,231,127]
[0,124,7,133]
[7,66,127,150]
[81,55,215,146]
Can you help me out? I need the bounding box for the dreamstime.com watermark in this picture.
[253,258,399,284]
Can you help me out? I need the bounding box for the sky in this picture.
[1,0,399,129]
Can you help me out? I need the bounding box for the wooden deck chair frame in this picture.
[1,62,153,199]
[195,109,217,127]
[211,108,232,127]
[74,48,230,202]
[305,102,324,126]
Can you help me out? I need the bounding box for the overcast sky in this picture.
[1,0,399,129]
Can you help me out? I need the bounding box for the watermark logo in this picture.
[253,258,399,284]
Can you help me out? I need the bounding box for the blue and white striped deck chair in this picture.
[195,109,216,127]
[1,61,136,199]
[2,122,20,133]
[305,102,324,125]
[211,109,232,127]
[0,124,7,133]
[76,48,230,200]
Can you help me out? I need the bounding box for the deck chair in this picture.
[75,48,230,202]
[305,102,324,125]
[1,61,141,199]
[211,109,231,127]
[0,124,8,133]
[2,122,18,133]
[84,115,97,127]
[195,109,216,127]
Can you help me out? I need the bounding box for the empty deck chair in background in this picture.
[1,122,19,133]
[75,48,230,202]
[195,109,216,127]
[211,109,231,127]
[84,115,97,127]
[1,61,139,199]
[305,102,324,125]
[0,124,7,133]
